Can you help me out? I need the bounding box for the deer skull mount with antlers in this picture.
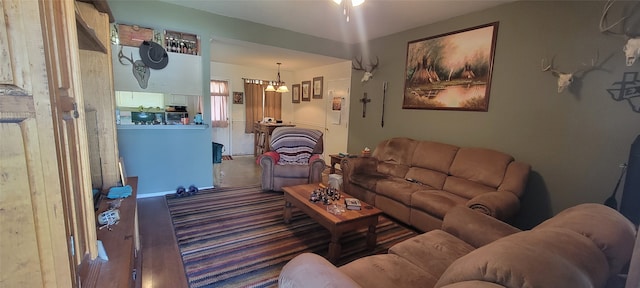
[541,53,600,93]
[118,46,150,89]
[624,38,640,66]
[600,0,640,66]
[352,56,379,83]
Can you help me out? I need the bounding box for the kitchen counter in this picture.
[117,124,208,130]
[117,127,212,195]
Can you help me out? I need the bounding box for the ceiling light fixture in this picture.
[265,62,289,93]
[332,0,365,22]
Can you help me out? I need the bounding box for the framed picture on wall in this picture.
[403,22,499,111]
[313,76,323,99]
[292,84,301,103]
[233,91,243,104]
[301,81,311,101]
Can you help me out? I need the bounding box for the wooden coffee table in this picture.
[282,183,383,263]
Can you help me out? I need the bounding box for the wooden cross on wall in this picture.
[360,92,371,118]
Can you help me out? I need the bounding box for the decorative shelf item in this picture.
[164,30,200,55]
[114,23,157,47]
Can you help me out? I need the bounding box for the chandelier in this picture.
[265,62,289,93]
[332,0,365,22]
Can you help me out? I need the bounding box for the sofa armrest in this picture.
[442,206,521,248]
[258,151,279,166]
[308,155,326,183]
[466,190,520,221]
[278,253,361,288]
[341,157,377,193]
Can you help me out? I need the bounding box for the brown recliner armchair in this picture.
[258,127,326,191]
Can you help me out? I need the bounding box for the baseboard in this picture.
[136,185,215,198]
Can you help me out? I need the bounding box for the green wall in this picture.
[347,1,640,227]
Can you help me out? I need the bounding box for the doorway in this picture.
[323,78,351,163]
[211,79,232,155]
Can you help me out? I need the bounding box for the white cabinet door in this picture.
[116,91,134,107]
[164,94,188,106]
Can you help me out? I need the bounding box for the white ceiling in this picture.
[158,0,518,70]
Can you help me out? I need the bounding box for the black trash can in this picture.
[212,142,223,164]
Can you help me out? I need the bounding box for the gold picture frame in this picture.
[403,22,499,111]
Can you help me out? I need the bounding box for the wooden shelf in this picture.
[77,0,114,23]
[75,6,107,53]
[79,177,141,288]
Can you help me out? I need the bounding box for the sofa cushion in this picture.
[410,141,460,174]
[435,229,610,288]
[376,178,427,205]
[389,230,474,278]
[449,147,513,188]
[411,190,468,219]
[340,254,439,288]
[377,162,410,179]
[373,137,418,166]
[273,164,310,177]
[279,253,361,288]
[350,172,387,192]
[405,167,448,189]
[443,176,495,200]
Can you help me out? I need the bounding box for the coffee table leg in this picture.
[366,222,378,250]
[283,201,292,224]
[328,232,342,263]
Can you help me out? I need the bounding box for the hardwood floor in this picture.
[137,155,261,288]
[137,155,332,288]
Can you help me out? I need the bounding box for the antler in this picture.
[352,56,380,72]
[574,50,600,75]
[118,46,135,65]
[352,57,365,71]
[542,52,602,93]
[369,56,379,73]
[541,57,562,75]
[599,0,628,35]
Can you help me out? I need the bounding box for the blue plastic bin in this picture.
[212,142,223,164]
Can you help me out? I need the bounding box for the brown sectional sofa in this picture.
[279,203,638,288]
[341,137,531,232]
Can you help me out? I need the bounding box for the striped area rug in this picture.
[166,185,418,288]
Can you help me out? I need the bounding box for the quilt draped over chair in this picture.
[258,127,326,191]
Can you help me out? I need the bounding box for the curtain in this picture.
[244,80,283,133]
[244,82,264,133]
[211,80,229,128]
[264,90,282,120]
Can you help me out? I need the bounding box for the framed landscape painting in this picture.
[403,22,499,111]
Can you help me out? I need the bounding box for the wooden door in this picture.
[1,0,96,286]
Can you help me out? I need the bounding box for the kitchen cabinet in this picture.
[117,91,165,108]
[165,94,188,106]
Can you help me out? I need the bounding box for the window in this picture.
[210,80,229,128]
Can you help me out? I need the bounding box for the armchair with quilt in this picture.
[258,127,326,191]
